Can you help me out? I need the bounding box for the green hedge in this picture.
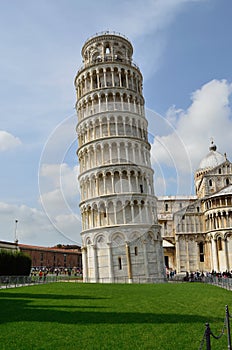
[0,250,31,276]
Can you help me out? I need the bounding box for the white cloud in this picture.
[121,0,195,38]
[39,114,77,164]
[0,201,82,246]
[37,112,80,222]
[0,130,22,151]
[40,162,79,197]
[39,162,80,232]
[0,119,81,245]
[110,0,203,77]
[0,201,54,244]
[55,213,81,235]
[151,79,232,194]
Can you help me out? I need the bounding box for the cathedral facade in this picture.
[158,141,232,274]
[75,32,166,283]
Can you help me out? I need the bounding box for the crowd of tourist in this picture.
[30,266,82,278]
[166,268,232,282]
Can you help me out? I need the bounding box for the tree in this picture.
[0,250,31,276]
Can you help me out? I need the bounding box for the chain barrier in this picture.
[198,305,232,350]
[210,317,226,340]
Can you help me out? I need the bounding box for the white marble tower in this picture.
[75,31,166,283]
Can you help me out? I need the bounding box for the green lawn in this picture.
[0,282,231,349]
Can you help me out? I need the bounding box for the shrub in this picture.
[0,249,31,276]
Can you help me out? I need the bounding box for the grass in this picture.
[0,282,231,349]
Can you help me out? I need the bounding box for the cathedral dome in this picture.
[198,141,225,170]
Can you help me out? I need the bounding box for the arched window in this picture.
[165,203,168,211]
[218,168,221,174]
[226,178,230,186]
[118,257,122,270]
[199,242,204,262]
[134,247,138,256]
[209,179,212,187]
[218,237,222,251]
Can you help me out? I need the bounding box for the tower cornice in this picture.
[81,31,133,57]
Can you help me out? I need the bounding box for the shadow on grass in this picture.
[0,292,106,300]
[0,297,221,325]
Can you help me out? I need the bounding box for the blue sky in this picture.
[0,0,232,246]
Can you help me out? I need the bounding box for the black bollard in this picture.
[205,323,211,350]
[225,305,232,350]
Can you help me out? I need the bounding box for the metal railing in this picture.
[0,275,83,288]
[203,276,232,290]
[84,31,131,44]
[168,274,232,289]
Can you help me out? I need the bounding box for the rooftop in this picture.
[210,184,232,198]
[198,141,226,171]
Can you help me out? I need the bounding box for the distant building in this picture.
[158,141,232,274]
[19,244,82,270]
[0,240,19,252]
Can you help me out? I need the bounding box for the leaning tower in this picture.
[75,31,166,283]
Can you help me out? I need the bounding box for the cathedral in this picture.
[158,141,232,274]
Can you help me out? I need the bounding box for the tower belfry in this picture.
[75,31,166,283]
